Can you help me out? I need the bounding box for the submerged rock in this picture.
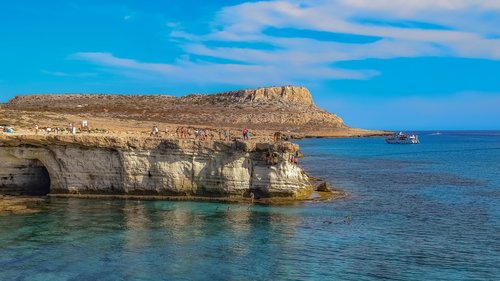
[315,181,333,192]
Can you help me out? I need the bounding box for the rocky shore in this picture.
[0,134,315,200]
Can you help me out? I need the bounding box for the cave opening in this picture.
[28,161,51,196]
[0,158,51,196]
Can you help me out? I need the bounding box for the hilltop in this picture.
[2,86,387,137]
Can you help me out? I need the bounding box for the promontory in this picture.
[0,86,387,201]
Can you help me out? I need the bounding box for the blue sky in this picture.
[1,0,499,130]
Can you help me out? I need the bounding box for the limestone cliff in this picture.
[0,135,312,199]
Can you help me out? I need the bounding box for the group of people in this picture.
[265,150,279,166]
[152,126,176,137]
[0,125,13,134]
[289,149,300,165]
[242,128,251,140]
[149,125,255,142]
[173,126,235,141]
[174,127,213,141]
[34,122,78,135]
[194,128,213,141]
[175,126,190,139]
[264,148,300,166]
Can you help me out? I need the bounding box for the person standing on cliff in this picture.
[204,128,209,140]
[151,125,159,137]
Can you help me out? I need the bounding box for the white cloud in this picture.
[41,69,97,78]
[203,0,500,59]
[74,0,500,86]
[72,51,376,85]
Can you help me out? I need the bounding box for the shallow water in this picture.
[1,131,499,280]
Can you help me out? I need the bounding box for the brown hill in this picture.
[6,86,347,132]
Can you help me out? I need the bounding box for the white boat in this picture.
[385,131,419,144]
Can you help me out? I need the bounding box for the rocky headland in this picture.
[0,134,313,200]
[3,86,385,136]
[0,86,386,201]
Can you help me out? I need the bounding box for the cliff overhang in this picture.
[0,135,313,200]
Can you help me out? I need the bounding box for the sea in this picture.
[1,131,499,281]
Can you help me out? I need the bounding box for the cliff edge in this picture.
[0,134,313,200]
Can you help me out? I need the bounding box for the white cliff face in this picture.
[0,135,312,199]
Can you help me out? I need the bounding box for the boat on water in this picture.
[385,131,419,144]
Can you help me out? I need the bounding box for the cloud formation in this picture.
[41,70,96,78]
[74,0,500,85]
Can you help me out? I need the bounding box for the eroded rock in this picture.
[0,135,313,199]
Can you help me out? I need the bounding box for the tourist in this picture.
[273,132,282,142]
[151,125,159,137]
[242,128,248,140]
[81,120,88,131]
[34,124,38,135]
[265,150,272,165]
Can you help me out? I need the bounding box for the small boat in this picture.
[385,131,419,144]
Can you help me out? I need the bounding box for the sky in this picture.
[1,0,499,130]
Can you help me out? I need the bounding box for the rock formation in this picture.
[0,85,387,200]
[0,135,312,199]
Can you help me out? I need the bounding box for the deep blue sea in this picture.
[1,131,499,281]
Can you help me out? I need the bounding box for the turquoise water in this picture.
[1,131,499,280]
